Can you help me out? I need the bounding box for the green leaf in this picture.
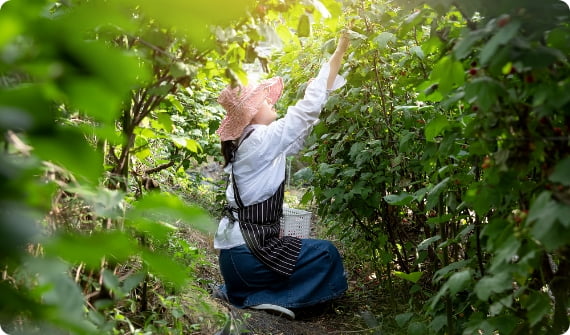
[30,128,103,185]
[433,259,471,283]
[0,14,22,47]
[185,138,202,153]
[170,61,194,78]
[447,269,473,295]
[134,0,252,49]
[318,163,337,176]
[549,156,570,186]
[44,232,139,269]
[474,272,512,300]
[480,20,521,65]
[127,192,216,235]
[395,312,414,327]
[384,193,414,206]
[527,192,570,250]
[156,112,174,132]
[142,250,188,288]
[408,321,428,335]
[487,315,519,334]
[66,185,124,219]
[170,135,188,148]
[64,78,122,124]
[429,56,464,95]
[425,115,450,141]
[410,45,424,59]
[417,235,441,251]
[121,272,146,293]
[297,14,311,37]
[547,26,570,53]
[426,177,450,210]
[393,271,423,283]
[24,258,96,333]
[374,32,396,49]
[524,291,551,327]
[453,29,488,60]
[429,315,447,333]
[464,77,504,112]
[102,269,124,298]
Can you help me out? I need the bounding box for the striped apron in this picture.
[228,173,302,277]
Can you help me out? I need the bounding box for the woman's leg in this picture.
[219,239,347,309]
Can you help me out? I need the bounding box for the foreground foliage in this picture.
[282,0,570,334]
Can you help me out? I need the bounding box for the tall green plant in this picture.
[274,0,570,333]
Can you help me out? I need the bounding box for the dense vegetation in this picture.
[1,0,569,334]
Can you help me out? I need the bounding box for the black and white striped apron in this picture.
[229,173,302,277]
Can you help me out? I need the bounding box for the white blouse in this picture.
[214,61,346,249]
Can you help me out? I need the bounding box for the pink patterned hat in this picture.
[216,77,284,141]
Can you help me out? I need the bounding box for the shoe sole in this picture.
[251,304,295,320]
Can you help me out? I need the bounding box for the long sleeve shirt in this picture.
[214,62,346,250]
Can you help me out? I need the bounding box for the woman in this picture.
[213,32,350,320]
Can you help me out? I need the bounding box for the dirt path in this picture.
[214,298,367,335]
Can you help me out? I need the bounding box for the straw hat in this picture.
[216,77,284,141]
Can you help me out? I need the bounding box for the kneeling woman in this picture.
[213,33,350,320]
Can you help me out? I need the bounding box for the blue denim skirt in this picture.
[218,239,348,309]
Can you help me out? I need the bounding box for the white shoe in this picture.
[251,304,295,320]
[0,325,9,335]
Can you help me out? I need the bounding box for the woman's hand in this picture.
[327,31,351,90]
[335,31,350,56]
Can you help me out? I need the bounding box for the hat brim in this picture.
[216,77,284,141]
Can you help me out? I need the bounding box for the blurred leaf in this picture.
[523,291,551,327]
[30,127,103,185]
[65,185,125,218]
[0,201,42,263]
[464,77,504,111]
[312,0,331,18]
[44,232,139,269]
[297,13,311,37]
[63,77,122,124]
[384,193,413,206]
[170,61,194,79]
[0,13,22,47]
[480,20,521,65]
[447,269,472,295]
[393,271,422,283]
[0,85,54,132]
[425,115,450,141]
[102,269,124,298]
[426,177,450,210]
[62,35,150,96]
[395,312,414,327]
[417,235,441,251]
[24,257,97,333]
[429,56,464,95]
[127,192,216,234]
[122,272,146,293]
[453,29,488,60]
[134,0,252,49]
[474,272,512,300]
[374,32,396,49]
[527,191,570,250]
[549,156,570,186]
[429,315,447,333]
[142,250,188,288]
[408,321,428,335]
[547,26,570,53]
